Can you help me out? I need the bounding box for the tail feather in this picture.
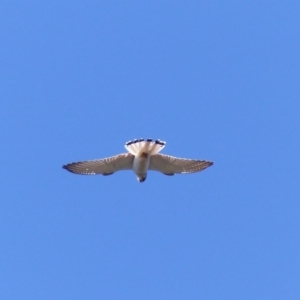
[125,138,166,155]
[131,139,142,154]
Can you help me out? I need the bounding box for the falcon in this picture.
[63,138,213,182]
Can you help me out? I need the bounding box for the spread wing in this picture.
[149,153,213,175]
[62,153,134,175]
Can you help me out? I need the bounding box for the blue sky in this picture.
[1,2,299,299]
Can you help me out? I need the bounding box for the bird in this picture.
[62,138,213,182]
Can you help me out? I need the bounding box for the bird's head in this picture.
[137,176,147,183]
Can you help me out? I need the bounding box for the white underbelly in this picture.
[133,156,150,176]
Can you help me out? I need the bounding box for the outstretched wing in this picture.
[149,153,213,175]
[62,153,134,175]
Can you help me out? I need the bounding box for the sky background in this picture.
[1,1,300,299]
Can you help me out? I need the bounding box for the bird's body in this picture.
[63,138,213,182]
[133,153,150,182]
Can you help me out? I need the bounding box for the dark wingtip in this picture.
[62,164,76,174]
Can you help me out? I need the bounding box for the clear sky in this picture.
[1,2,299,299]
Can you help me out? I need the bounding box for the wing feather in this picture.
[62,153,134,175]
[149,154,213,175]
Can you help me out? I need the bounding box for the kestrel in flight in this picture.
[63,138,213,182]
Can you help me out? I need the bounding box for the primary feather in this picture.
[149,154,213,175]
[62,153,134,175]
